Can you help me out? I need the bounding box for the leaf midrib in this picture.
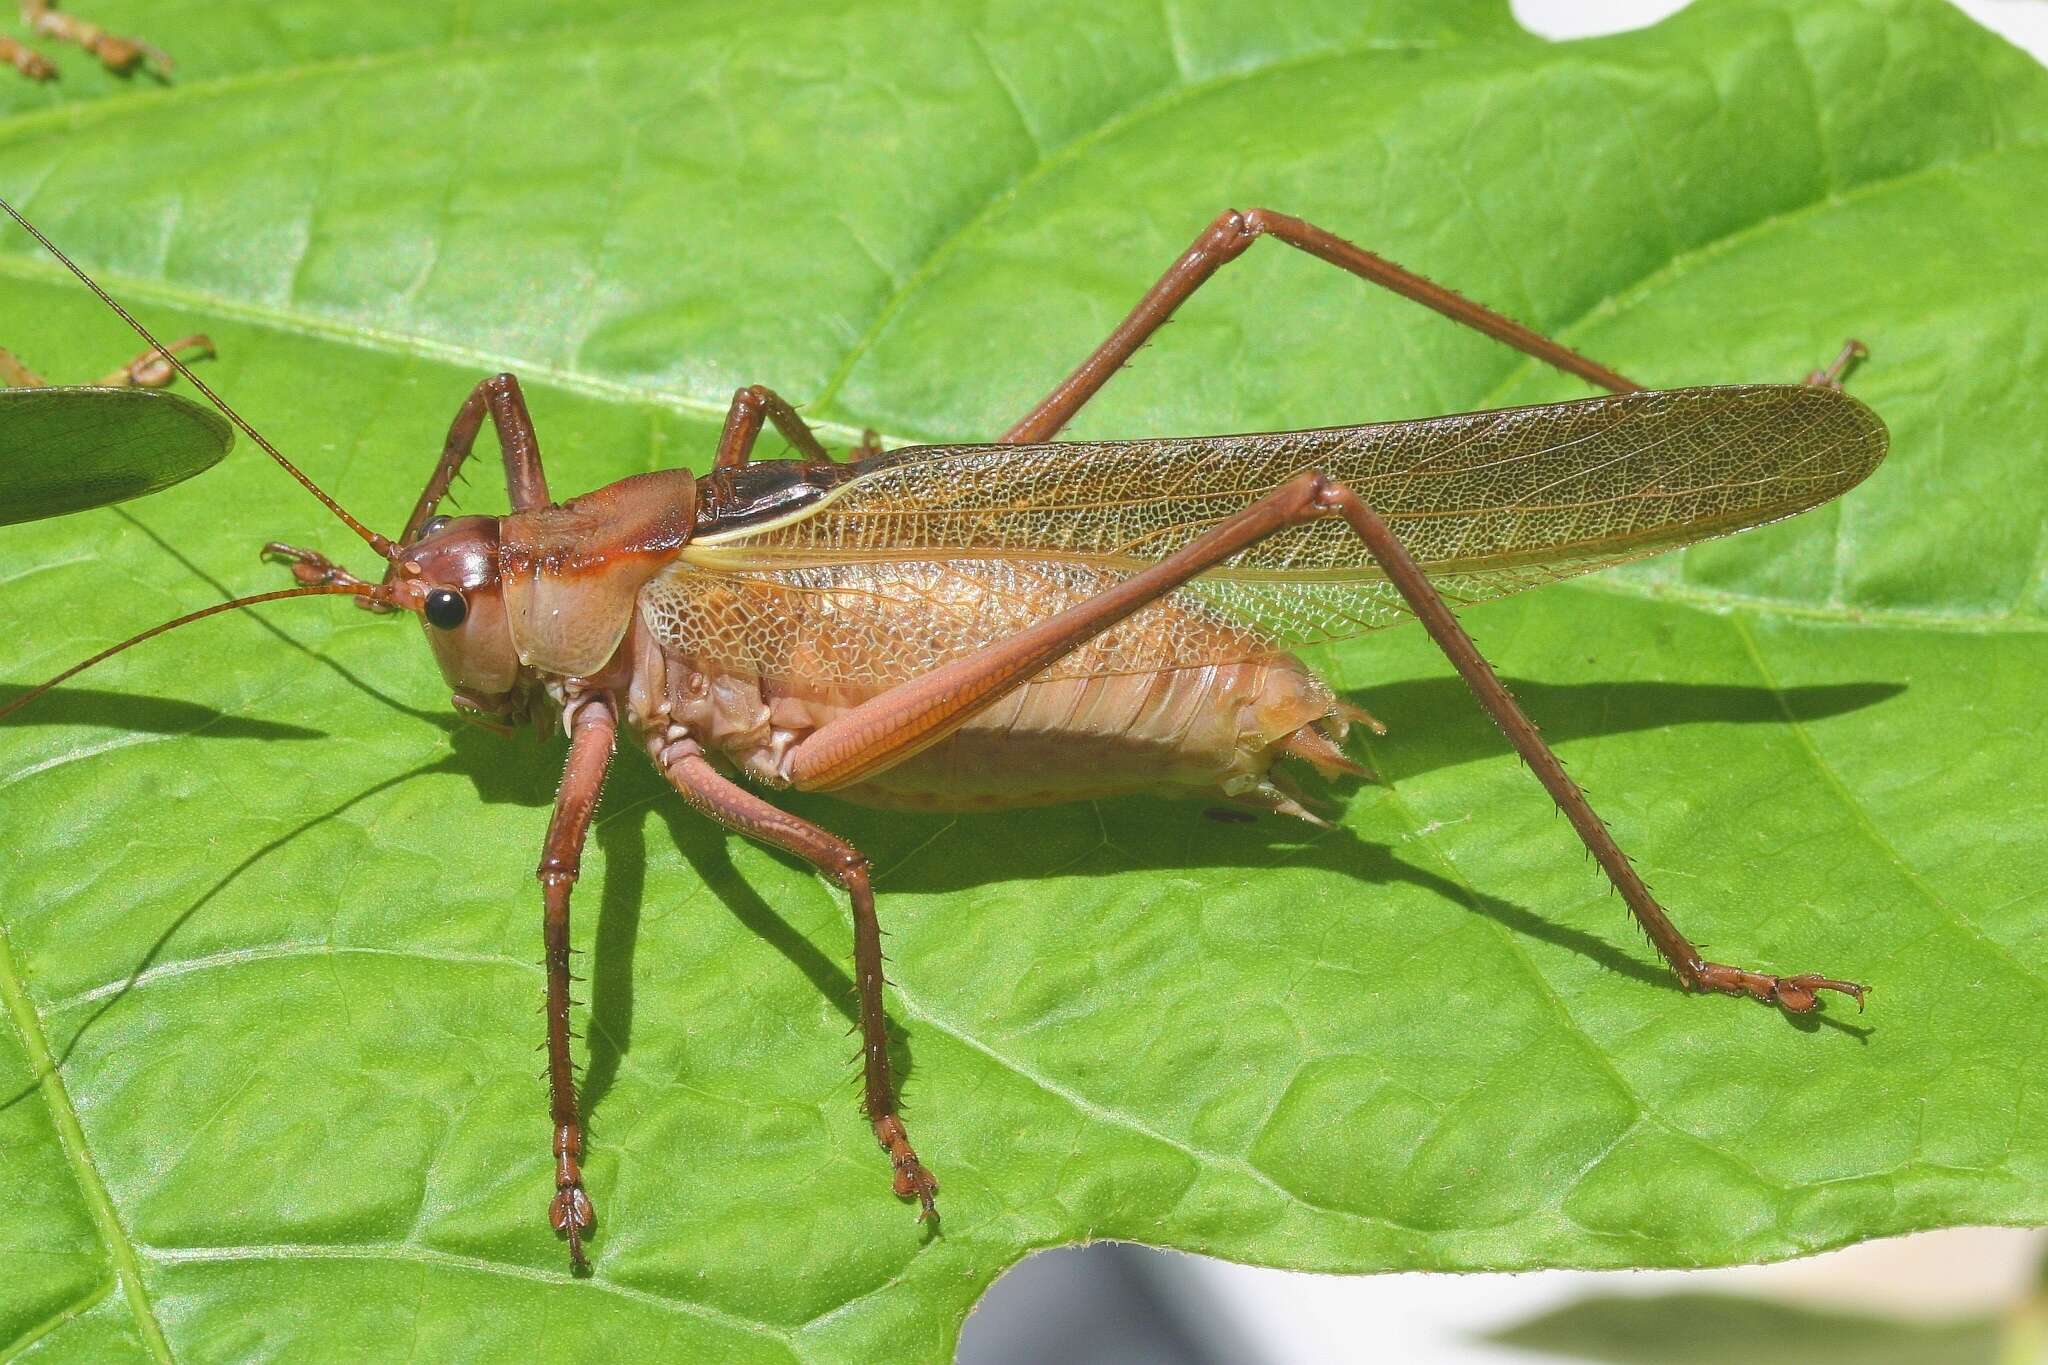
[0,922,170,1361]
[0,8,763,148]
[138,1242,796,1352]
[1577,573,2048,631]
[0,254,826,439]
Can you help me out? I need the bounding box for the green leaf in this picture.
[0,388,232,526]
[2,0,2044,1358]
[1486,1291,2004,1365]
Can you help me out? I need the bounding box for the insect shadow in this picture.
[823,676,1902,1044]
[0,683,323,739]
[1353,676,1905,786]
[579,758,886,1124]
[3,670,1893,1123]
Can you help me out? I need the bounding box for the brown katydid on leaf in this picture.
[2,185,1887,1275]
[0,0,2045,1360]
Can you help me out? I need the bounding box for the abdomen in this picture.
[791,657,1342,812]
[627,560,1361,816]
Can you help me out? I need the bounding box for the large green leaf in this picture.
[2,0,2044,1358]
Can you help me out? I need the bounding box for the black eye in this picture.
[420,515,452,538]
[423,588,468,629]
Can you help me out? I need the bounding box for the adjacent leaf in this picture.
[1,1,2044,1360]
[0,388,231,526]
[1487,1291,2004,1365]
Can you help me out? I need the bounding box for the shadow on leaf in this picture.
[583,756,905,1124]
[1351,677,1904,784]
[798,676,1896,1039]
[18,673,1892,1134]
[0,683,326,739]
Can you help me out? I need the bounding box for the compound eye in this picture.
[420,515,452,538]
[423,588,468,629]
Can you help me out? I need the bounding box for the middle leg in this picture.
[713,384,836,470]
[656,743,938,1217]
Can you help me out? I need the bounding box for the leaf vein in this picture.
[1474,142,2046,410]
[0,925,171,1360]
[887,982,1424,1230]
[805,35,1457,421]
[137,1242,794,1348]
[1728,614,2046,992]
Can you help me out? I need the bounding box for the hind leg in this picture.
[1002,205,1868,443]
[785,472,1865,1015]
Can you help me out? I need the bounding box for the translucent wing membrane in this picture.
[643,557,1278,691]
[651,385,1886,688]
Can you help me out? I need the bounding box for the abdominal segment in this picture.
[625,613,1361,819]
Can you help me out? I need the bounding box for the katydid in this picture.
[0,200,1885,1272]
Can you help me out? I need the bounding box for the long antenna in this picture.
[0,196,396,559]
[0,584,376,724]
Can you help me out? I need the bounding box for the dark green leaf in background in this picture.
[1,0,2044,1359]
[1486,1291,2003,1365]
[0,388,231,526]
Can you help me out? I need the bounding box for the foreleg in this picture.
[267,373,553,608]
[393,373,552,545]
[538,692,617,1270]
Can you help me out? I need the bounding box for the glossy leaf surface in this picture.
[0,1,2044,1359]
